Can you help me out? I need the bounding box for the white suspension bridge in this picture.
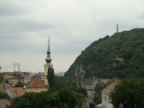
[0,63,31,72]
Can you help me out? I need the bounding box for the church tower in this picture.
[44,38,53,86]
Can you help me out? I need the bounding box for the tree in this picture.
[0,93,10,100]
[11,89,85,108]
[94,82,106,93]
[47,67,55,89]
[58,88,77,108]
[0,73,4,83]
[15,81,23,87]
[94,82,106,105]
[77,87,87,97]
[110,78,144,108]
[11,93,34,108]
[11,77,87,108]
[11,92,49,108]
[65,28,144,79]
[53,76,66,90]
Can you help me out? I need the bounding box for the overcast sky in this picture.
[0,0,144,73]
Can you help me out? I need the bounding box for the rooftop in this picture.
[8,87,25,97]
[27,75,47,88]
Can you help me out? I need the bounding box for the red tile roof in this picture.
[27,75,47,88]
[8,87,25,97]
[3,74,14,79]
[3,73,25,80]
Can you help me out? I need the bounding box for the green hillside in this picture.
[65,28,144,79]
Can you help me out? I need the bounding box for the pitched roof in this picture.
[102,80,120,95]
[3,73,24,80]
[3,74,14,79]
[27,75,47,88]
[8,87,25,97]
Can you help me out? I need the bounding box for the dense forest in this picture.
[65,28,144,79]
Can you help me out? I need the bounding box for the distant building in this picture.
[38,72,44,81]
[25,75,47,93]
[3,73,24,86]
[2,72,33,86]
[25,39,52,92]
[0,99,11,108]
[23,72,31,84]
[6,87,25,99]
[102,80,120,108]
[2,39,53,95]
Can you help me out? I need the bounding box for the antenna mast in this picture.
[116,24,119,33]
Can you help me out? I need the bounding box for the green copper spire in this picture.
[45,38,52,63]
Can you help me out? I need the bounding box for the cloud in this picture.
[0,0,144,72]
[0,2,28,16]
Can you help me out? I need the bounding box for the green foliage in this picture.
[58,88,77,108]
[77,87,88,97]
[11,78,86,108]
[110,78,144,108]
[65,28,144,79]
[94,82,106,93]
[94,82,106,105]
[0,93,10,100]
[12,92,48,108]
[47,67,55,89]
[52,76,66,90]
[15,82,23,87]
[0,73,4,83]
[94,93,101,105]
[11,90,85,108]
[66,80,88,97]
[46,92,60,108]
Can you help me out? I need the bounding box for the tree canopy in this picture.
[94,82,106,105]
[47,67,55,89]
[0,73,4,83]
[110,78,144,108]
[0,93,10,100]
[11,77,87,108]
[65,28,144,79]
[94,82,106,104]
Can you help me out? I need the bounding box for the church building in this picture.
[25,38,53,93]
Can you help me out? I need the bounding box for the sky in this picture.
[0,0,144,73]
